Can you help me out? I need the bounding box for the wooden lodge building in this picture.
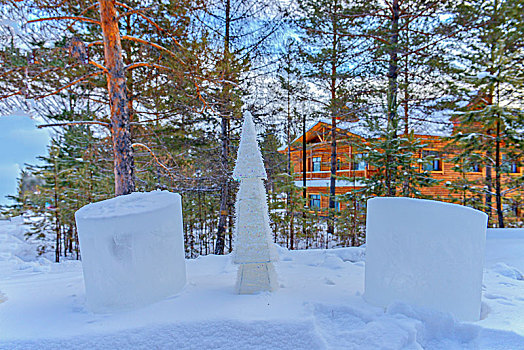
[279,118,523,223]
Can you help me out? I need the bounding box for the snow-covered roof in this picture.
[276,118,372,152]
[278,113,454,153]
[318,118,374,138]
[401,109,454,137]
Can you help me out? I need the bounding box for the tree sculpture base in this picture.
[236,262,278,294]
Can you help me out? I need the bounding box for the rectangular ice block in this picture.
[364,197,487,321]
[76,191,186,313]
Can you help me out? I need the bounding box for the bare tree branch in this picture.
[35,71,104,99]
[115,2,183,49]
[88,60,108,73]
[27,16,100,26]
[132,142,177,183]
[37,121,110,128]
[121,35,185,65]
[125,62,173,71]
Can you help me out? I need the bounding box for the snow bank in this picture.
[487,228,524,240]
[0,217,53,275]
[75,191,186,313]
[486,228,524,272]
[1,217,524,349]
[491,263,523,281]
[364,197,488,321]
[0,319,324,350]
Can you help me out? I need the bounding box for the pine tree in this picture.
[448,0,524,227]
[200,0,285,254]
[265,38,309,249]
[8,124,113,262]
[21,0,208,196]
[232,111,277,294]
[360,130,439,198]
[295,0,363,236]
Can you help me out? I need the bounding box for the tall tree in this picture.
[200,0,285,254]
[98,0,134,195]
[296,0,361,235]
[348,0,452,198]
[448,0,524,227]
[21,0,205,196]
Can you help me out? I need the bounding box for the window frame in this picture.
[422,150,442,172]
[352,153,367,171]
[466,163,482,173]
[309,194,321,209]
[312,157,322,172]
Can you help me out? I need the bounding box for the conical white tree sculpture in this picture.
[233,111,278,294]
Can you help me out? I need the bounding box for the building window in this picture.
[309,194,321,209]
[422,150,441,171]
[312,157,321,172]
[468,163,481,173]
[502,155,519,173]
[337,158,341,171]
[352,154,366,171]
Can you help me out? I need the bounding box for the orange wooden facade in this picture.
[280,121,523,219]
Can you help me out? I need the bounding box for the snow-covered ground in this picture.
[0,217,523,349]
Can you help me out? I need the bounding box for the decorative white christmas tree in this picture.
[232,111,278,294]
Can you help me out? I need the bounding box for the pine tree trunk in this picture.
[123,14,135,125]
[68,225,73,254]
[287,81,294,250]
[495,118,504,227]
[228,203,234,253]
[215,117,229,254]
[403,16,410,136]
[302,110,307,243]
[74,225,79,260]
[386,0,400,197]
[485,131,493,224]
[215,0,232,255]
[401,17,410,196]
[99,0,135,196]
[54,169,60,263]
[328,3,338,236]
[215,185,227,254]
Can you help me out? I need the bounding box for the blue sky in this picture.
[0,114,50,205]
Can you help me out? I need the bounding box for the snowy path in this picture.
[1,219,523,349]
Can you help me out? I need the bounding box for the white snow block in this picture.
[236,262,278,294]
[76,191,186,313]
[364,197,487,321]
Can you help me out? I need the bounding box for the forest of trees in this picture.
[0,0,522,262]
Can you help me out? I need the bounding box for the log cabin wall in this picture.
[281,121,523,220]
